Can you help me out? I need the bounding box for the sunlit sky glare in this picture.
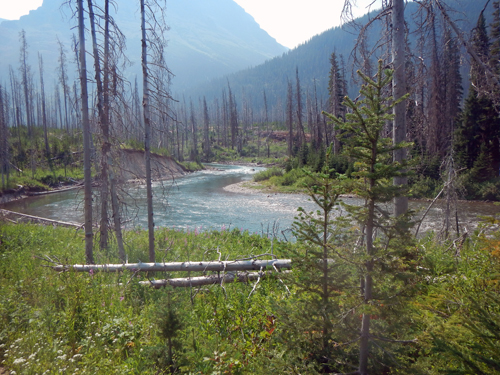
[0,0,377,48]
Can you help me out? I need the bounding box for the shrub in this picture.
[253,167,283,182]
[280,168,304,186]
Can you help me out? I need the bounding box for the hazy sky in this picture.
[0,0,376,48]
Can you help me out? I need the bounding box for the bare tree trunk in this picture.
[57,38,70,133]
[0,85,8,189]
[38,54,50,164]
[103,0,125,261]
[392,0,408,216]
[19,30,32,137]
[77,0,94,264]
[358,160,376,375]
[141,0,155,262]
[51,259,292,273]
[189,99,198,160]
[202,96,210,159]
[87,0,110,251]
[263,90,270,158]
[109,157,125,261]
[286,80,294,156]
[295,67,305,147]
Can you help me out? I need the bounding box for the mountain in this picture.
[0,0,287,90]
[184,0,489,110]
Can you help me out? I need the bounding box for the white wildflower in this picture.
[13,358,26,365]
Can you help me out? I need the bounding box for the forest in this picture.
[1,0,500,374]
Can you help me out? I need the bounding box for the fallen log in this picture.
[135,270,291,288]
[0,209,82,228]
[50,259,292,273]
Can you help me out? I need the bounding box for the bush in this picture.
[180,161,204,172]
[459,173,500,201]
[328,154,351,176]
[279,168,305,186]
[408,175,442,199]
[253,167,283,182]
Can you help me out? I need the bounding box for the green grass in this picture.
[1,211,499,373]
[0,224,290,374]
[1,166,85,193]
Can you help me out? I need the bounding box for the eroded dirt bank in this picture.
[118,148,187,181]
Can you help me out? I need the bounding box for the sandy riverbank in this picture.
[223,181,269,194]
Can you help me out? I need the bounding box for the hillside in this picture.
[184,0,489,110]
[0,0,287,91]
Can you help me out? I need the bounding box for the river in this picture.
[2,164,498,237]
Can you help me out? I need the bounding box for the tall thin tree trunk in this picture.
[19,30,32,137]
[103,0,125,260]
[141,0,155,262]
[78,0,94,264]
[38,54,50,165]
[87,0,110,251]
[358,162,376,375]
[392,0,408,216]
[0,85,8,189]
[109,156,125,261]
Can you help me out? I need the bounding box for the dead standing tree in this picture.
[392,0,408,217]
[140,0,171,262]
[37,53,50,165]
[86,0,128,260]
[0,85,9,189]
[77,0,94,264]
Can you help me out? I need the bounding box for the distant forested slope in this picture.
[184,0,488,111]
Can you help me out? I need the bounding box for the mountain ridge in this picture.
[0,0,288,91]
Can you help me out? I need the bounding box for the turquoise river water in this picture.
[2,164,498,237]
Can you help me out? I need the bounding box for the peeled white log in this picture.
[136,270,291,288]
[51,259,292,273]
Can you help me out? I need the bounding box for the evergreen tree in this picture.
[281,61,417,374]
[327,52,345,153]
[455,12,500,182]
